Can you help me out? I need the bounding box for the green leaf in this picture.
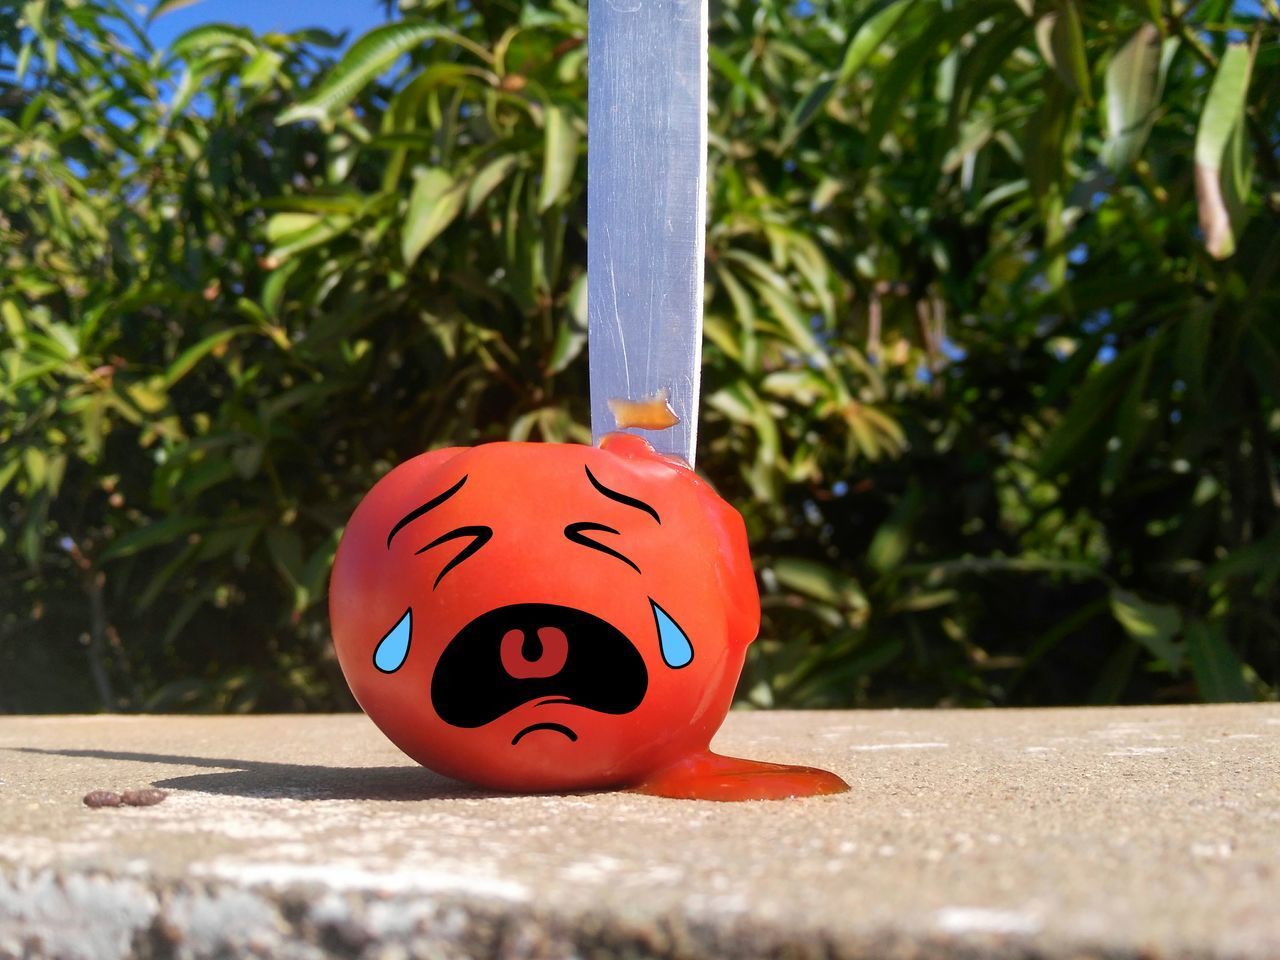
[22,447,46,488]
[1110,588,1183,671]
[467,154,520,216]
[867,485,922,574]
[708,46,768,113]
[771,557,867,611]
[549,272,588,374]
[163,326,250,389]
[1204,529,1280,587]
[762,369,827,405]
[1038,338,1150,477]
[169,23,257,58]
[1088,640,1139,705]
[1024,70,1075,203]
[148,0,206,24]
[1101,24,1169,170]
[32,319,78,361]
[136,542,203,612]
[866,0,1006,150]
[838,0,918,81]
[1034,5,1092,103]
[269,215,354,261]
[0,458,21,497]
[125,379,170,415]
[538,105,579,212]
[278,22,487,126]
[1185,621,1251,702]
[266,528,306,588]
[231,444,264,480]
[1023,78,1074,291]
[242,48,284,88]
[402,167,466,265]
[14,40,32,82]
[943,16,1029,148]
[265,212,322,243]
[1099,334,1159,493]
[779,77,835,151]
[1194,42,1256,259]
[1124,0,1163,28]
[298,531,343,612]
[100,516,204,562]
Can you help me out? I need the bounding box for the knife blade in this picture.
[587,0,709,465]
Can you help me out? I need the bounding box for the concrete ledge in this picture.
[1,706,1277,959]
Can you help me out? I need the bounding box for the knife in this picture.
[587,0,709,466]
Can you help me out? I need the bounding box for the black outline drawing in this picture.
[564,521,640,573]
[585,466,661,524]
[387,474,468,548]
[416,525,494,587]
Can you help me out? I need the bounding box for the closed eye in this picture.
[416,526,493,588]
[564,522,640,574]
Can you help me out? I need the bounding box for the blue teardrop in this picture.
[651,599,693,669]
[373,609,412,673]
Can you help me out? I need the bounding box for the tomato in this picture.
[331,433,848,799]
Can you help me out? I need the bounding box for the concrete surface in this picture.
[0,706,1277,960]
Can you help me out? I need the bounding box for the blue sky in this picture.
[143,0,387,49]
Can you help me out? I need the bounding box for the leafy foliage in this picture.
[1,0,1277,713]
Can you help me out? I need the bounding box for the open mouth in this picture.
[431,603,648,728]
[511,722,578,745]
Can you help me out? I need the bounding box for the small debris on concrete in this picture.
[122,788,167,807]
[83,788,167,808]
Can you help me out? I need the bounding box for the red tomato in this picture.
[329,434,761,793]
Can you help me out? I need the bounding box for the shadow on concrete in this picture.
[11,747,511,801]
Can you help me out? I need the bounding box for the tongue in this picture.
[500,627,569,679]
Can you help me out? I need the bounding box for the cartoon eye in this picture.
[564,522,641,574]
[416,526,493,587]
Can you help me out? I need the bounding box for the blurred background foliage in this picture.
[1,0,1277,714]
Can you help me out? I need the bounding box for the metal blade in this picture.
[588,0,708,465]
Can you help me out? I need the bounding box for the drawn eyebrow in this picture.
[386,475,468,549]
[584,466,661,524]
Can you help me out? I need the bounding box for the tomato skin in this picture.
[329,434,760,793]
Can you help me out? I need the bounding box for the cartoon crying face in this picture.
[328,434,761,793]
